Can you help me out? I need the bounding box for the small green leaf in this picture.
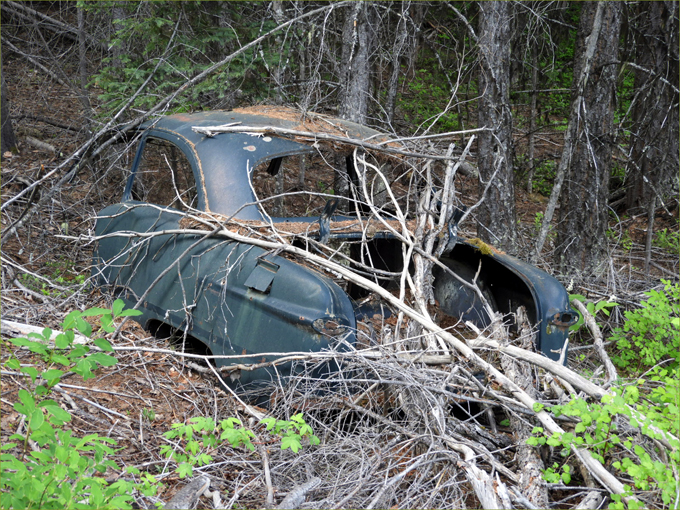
[100,314,115,333]
[76,317,92,337]
[5,358,20,370]
[20,366,40,383]
[177,462,193,478]
[54,333,71,349]
[42,369,64,382]
[90,353,118,367]
[81,307,111,317]
[29,408,44,431]
[44,405,72,424]
[93,338,114,352]
[281,435,301,453]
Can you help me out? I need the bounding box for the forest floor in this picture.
[2,29,679,510]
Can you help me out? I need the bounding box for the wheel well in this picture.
[146,320,213,358]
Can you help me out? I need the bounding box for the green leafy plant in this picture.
[607,228,633,252]
[1,299,160,509]
[528,379,679,509]
[610,280,680,372]
[18,257,87,299]
[530,160,558,197]
[653,228,680,254]
[529,286,680,508]
[569,294,619,333]
[261,412,321,453]
[161,413,319,478]
[142,408,156,422]
[533,211,544,232]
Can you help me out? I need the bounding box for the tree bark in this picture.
[336,2,377,210]
[624,1,679,214]
[338,2,377,124]
[77,4,92,125]
[1,62,18,156]
[476,2,517,253]
[556,2,622,275]
[527,43,538,194]
[385,2,410,125]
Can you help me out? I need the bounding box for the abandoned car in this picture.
[92,107,577,393]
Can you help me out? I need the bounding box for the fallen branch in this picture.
[276,477,321,509]
[24,136,56,154]
[192,124,486,161]
[1,37,71,89]
[3,1,105,50]
[176,224,639,503]
[571,299,618,383]
[163,475,210,510]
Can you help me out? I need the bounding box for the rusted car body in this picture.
[93,107,577,393]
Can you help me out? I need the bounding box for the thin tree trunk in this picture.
[624,1,679,215]
[1,63,18,155]
[527,43,538,194]
[644,196,656,276]
[338,2,376,124]
[271,0,285,105]
[555,2,622,274]
[386,2,409,125]
[336,2,377,211]
[77,5,92,126]
[476,1,517,252]
[533,2,607,263]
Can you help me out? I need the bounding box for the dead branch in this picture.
[276,477,321,509]
[3,1,105,50]
[24,136,56,154]
[1,37,71,89]
[163,476,210,509]
[192,123,486,161]
[571,299,618,383]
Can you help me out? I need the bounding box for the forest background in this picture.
[0,2,678,510]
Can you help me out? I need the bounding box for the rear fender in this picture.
[434,242,577,362]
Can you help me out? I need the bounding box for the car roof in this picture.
[137,107,394,220]
[141,106,391,145]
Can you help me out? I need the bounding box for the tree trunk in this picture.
[336,2,377,211]
[77,4,92,125]
[338,2,376,124]
[271,0,285,105]
[556,2,622,275]
[385,2,410,125]
[624,1,679,214]
[1,64,18,156]
[476,1,517,253]
[527,43,538,194]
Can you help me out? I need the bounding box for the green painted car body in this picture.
[93,109,577,394]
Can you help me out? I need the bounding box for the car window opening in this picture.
[132,137,198,211]
[251,147,405,220]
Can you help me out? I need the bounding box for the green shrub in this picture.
[1,300,161,509]
[611,280,680,372]
[529,283,680,509]
[161,413,320,478]
[653,228,680,254]
[528,378,679,509]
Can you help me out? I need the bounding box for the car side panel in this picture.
[93,202,356,388]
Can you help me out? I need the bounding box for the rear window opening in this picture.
[250,148,409,219]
